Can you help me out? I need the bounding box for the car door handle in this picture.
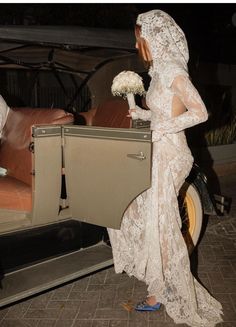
[127,151,146,161]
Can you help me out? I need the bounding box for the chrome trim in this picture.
[32,125,62,137]
[63,126,151,142]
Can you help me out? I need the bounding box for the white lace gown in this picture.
[107,67,223,326]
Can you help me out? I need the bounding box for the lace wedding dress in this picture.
[108,10,223,327]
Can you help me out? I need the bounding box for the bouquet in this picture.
[111,71,145,109]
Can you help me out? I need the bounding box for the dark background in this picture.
[0,3,236,64]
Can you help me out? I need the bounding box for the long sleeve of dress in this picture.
[152,75,208,142]
[130,104,152,121]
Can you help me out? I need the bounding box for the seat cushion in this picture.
[0,176,31,212]
[93,98,131,128]
[0,107,74,186]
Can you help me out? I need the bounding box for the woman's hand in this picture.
[127,109,136,118]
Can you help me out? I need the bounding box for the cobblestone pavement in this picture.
[0,174,235,327]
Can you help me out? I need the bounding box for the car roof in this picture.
[0,25,137,75]
[0,25,136,50]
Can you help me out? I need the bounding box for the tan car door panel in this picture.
[63,126,152,229]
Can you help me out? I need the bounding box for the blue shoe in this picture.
[135,300,161,312]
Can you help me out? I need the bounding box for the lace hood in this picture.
[136,10,189,78]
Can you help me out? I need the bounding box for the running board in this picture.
[0,243,113,308]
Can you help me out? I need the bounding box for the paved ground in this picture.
[0,174,235,327]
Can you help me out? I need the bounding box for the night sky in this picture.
[0,3,236,64]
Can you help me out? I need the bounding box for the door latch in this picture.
[28,142,34,153]
[127,151,146,161]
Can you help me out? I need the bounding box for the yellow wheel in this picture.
[179,182,203,253]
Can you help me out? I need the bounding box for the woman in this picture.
[107,10,223,326]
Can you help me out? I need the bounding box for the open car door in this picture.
[64,125,152,229]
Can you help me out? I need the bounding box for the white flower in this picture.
[111,71,146,98]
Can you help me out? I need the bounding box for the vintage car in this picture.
[0,26,225,307]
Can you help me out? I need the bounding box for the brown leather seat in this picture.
[0,107,74,212]
[79,98,132,128]
[0,176,31,211]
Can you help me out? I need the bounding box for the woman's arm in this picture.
[129,104,152,121]
[152,75,208,142]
